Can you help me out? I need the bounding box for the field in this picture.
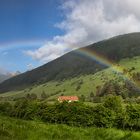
[1,56,140,100]
[0,115,139,140]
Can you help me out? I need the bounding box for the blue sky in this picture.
[0,0,140,74]
[0,0,64,73]
[0,0,64,42]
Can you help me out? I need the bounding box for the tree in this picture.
[30,93,37,100]
[96,86,101,96]
[26,93,37,100]
[90,92,94,98]
[26,93,31,99]
[126,104,140,130]
[93,104,115,128]
[76,85,81,91]
[41,91,47,100]
[102,95,126,128]
[80,95,85,102]
[99,81,123,97]
[103,95,123,113]
[89,92,94,102]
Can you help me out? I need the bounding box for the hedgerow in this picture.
[0,96,140,130]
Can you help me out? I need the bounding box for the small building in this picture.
[58,96,79,103]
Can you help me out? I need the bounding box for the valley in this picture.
[1,33,140,139]
[1,0,140,139]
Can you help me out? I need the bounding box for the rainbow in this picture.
[75,47,136,85]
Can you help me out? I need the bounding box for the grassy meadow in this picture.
[0,115,140,140]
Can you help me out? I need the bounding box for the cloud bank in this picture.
[26,0,140,63]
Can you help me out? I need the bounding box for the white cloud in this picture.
[26,42,69,63]
[26,0,140,63]
[27,63,34,71]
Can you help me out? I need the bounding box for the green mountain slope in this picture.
[1,56,140,100]
[1,32,140,93]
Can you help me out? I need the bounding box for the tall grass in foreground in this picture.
[0,115,140,140]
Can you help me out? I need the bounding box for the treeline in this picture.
[0,96,140,130]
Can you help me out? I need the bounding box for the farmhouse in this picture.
[58,96,79,102]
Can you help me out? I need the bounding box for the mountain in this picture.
[10,71,21,77]
[0,71,21,84]
[0,74,11,83]
[1,32,140,93]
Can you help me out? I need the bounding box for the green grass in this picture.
[0,115,140,140]
[1,56,140,100]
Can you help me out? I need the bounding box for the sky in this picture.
[1,0,140,74]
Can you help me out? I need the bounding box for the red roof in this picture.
[58,96,79,102]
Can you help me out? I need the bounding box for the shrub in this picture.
[93,104,115,128]
[41,91,48,100]
[0,102,12,115]
[1,95,140,130]
[103,96,123,113]
[125,104,140,130]
[11,99,29,118]
[41,102,94,126]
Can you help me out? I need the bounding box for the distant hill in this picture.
[0,74,11,83]
[1,32,140,93]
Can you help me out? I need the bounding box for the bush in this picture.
[125,104,140,130]
[41,102,94,126]
[93,104,115,128]
[1,95,140,130]
[11,100,41,120]
[0,102,12,115]
[103,96,123,112]
[11,99,29,118]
